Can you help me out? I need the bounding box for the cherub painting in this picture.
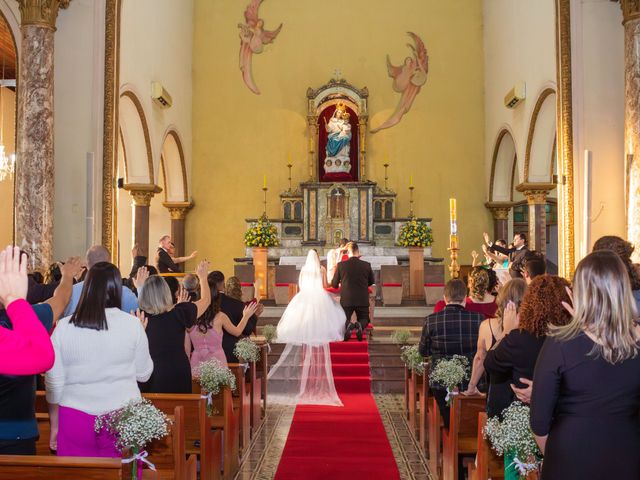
[238,0,283,95]
[371,32,429,133]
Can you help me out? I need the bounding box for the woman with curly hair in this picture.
[225,276,243,302]
[465,267,498,318]
[484,275,572,417]
[592,235,640,310]
[186,273,258,374]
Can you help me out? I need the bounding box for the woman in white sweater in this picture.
[46,262,153,457]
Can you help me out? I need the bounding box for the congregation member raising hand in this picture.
[45,262,153,456]
[530,250,640,479]
[138,260,211,393]
[0,246,54,376]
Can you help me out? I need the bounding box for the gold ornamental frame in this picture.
[555,0,575,278]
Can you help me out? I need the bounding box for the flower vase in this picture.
[408,246,425,299]
[252,247,268,299]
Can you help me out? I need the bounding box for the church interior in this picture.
[0,0,639,479]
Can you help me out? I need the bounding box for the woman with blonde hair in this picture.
[463,279,526,410]
[138,260,211,393]
[530,250,640,479]
[225,276,243,302]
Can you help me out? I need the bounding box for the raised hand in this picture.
[483,232,491,245]
[131,243,139,258]
[133,308,148,330]
[133,266,149,290]
[196,260,210,278]
[176,285,190,304]
[188,251,198,260]
[503,300,519,334]
[0,246,28,306]
[242,301,258,319]
[60,256,82,280]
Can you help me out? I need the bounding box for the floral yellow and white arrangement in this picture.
[429,354,469,405]
[94,398,171,480]
[244,214,279,247]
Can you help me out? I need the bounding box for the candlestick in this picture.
[449,198,457,235]
[262,186,268,216]
[410,174,413,188]
[383,163,389,191]
[409,186,415,217]
[287,163,293,192]
[448,197,459,278]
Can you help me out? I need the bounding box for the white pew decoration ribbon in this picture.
[122,450,156,471]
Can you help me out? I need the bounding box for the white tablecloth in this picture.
[279,255,397,270]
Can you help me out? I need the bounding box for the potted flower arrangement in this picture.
[197,359,237,415]
[262,324,278,351]
[483,401,542,479]
[397,217,433,298]
[245,214,279,299]
[234,337,261,363]
[429,355,469,405]
[400,344,426,375]
[94,398,172,480]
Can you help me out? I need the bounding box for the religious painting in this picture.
[319,102,359,182]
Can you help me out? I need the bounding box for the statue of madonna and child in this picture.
[323,101,352,175]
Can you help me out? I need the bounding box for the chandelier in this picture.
[0,52,14,183]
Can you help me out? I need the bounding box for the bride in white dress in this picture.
[267,250,346,406]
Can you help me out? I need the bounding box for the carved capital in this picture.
[516,182,555,205]
[17,0,71,28]
[163,201,193,220]
[124,183,162,207]
[621,0,640,25]
[484,201,513,220]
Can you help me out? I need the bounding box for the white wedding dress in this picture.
[267,250,346,406]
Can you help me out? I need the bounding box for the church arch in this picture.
[159,128,188,202]
[119,90,154,184]
[489,128,518,202]
[525,88,557,183]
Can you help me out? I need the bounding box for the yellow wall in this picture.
[190,0,489,274]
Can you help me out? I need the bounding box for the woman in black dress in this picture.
[530,250,640,479]
[138,261,211,393]
[483,275,571,417]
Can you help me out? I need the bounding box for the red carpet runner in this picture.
[274,340,400,479]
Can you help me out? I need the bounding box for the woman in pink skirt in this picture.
[46,262,153,456]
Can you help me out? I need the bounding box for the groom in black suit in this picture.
[331,242,375,341]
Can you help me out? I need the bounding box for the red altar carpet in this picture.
[274,340,400,480]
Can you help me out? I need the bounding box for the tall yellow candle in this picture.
[449,198,457,235]
[410,174,413,188]
[263,174,267,188]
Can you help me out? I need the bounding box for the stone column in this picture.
[124,184,161,260]
[14,0,70,270]
[485,202,512,242]
[517,183,555,254]
[163,202,193,263]
[621,1,640,252]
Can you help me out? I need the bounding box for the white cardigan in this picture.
[46,308,154,415]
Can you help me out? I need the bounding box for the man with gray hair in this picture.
[62,245,139,317]
[156,235,197,273]
[182,273,200,301]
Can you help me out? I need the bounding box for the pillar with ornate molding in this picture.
[621,1,640,255]
[14,0,70,270]
[163,202,193,265]
[517,183,555,255]
[485,202,512,242]
[124,184,162,260]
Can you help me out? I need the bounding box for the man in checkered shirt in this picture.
[419,278,483,428]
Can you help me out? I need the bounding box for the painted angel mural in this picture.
[238,0,283,95]
[371,32,429,133]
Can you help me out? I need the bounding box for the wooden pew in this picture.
[248,361,263,435]
[35,413,53,456]
[127,405,196,480]
[227,363,251,451]
[416,365,431,453]
[202,387,240,480]
[256,343,269,415]
[407,366,418,434]
[0,456,123,479]
[142,393,224,480]
[468,412,504,480]
[441,395,486,480]
[427,396,443,477]
[35,390,47,414]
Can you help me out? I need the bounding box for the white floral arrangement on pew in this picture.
[198,359,237,415]
[392,329,412,345]
[400,344,426,375]
[429,354,469,405]
[262,324,278,350]
[94,398,171,480]
[234,337,261,363]
[483,401,542,478]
